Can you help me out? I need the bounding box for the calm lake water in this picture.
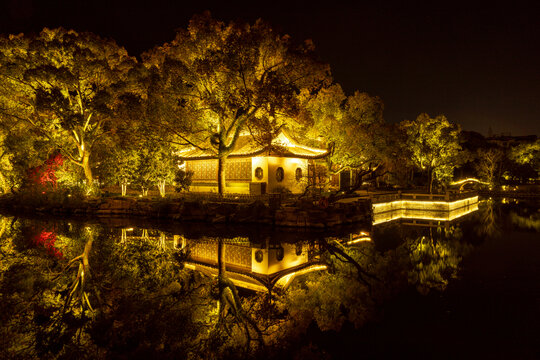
[1,198,538,359]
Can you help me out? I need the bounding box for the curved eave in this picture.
[185,260,271,291]
[181,148,330,161]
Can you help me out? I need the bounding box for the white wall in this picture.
[266,157,308,194]
[251,243,308,275]
[189,156,309,194]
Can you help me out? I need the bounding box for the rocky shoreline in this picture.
[0,195,373,228]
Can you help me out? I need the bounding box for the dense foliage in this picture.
[0,14,536,197]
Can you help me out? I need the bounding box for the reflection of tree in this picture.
[476,199,501,237]
[509,208,540,231]
[0,219,477,359]
[208,238,264,355]
[81,228,206,358]
[283,238,379,333]
[52,229,94,314]
[405,226,465,294]
[281,225,470,345]
[321,239,379,293]
[0,222,209,358]
[0,218,64,358]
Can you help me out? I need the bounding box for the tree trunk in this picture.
[218,238,226,276]
[159,232,166,250]
[0,171,7,193]
[217,157,226,195]
[158,180,166,197]
[82,151,93,186]
[428,167,434,194]
[217,238,226,316]
[121,182,127,197]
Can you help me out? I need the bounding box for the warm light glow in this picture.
[372,206,478,224]
[346,236,372,245]
[274,264,328,289]
[373,196,479,225]
[184,263,269,292]
[450,178,489,186]
[273,132,327,154]
[373,196,479,211]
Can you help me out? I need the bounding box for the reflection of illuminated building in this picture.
[373,196,479,225]
[120,231,326,292]
[178,237,326,292]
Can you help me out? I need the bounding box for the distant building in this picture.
[178,130,329,194]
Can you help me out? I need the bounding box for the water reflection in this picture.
[1,198,534,359]
[507,200,540,231]
[404,226,469,295]
[476,199,502,237]
[373,196,479,225]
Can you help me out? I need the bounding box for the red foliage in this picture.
[27,152,64,189]
[32,230,63,259]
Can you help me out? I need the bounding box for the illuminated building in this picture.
[178,130,328,194]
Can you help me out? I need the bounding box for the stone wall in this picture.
[1,196,372,229]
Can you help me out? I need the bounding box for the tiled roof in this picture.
[178,130,328,160]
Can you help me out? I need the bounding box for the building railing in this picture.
[370,191,477,204]
[176,190,478,206]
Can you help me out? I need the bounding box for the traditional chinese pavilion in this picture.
[178,130,329,194]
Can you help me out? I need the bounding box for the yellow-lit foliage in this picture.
[304,86,392,181]
[143,13,332,194]
[0,28,136,185]
[510,139,540,176]
[401,113,462,192]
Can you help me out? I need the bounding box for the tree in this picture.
[143,13,331,194]
[475,147,504,186]
[132,140,178,197]
[0,110,55,192]
[330,91,388,177]
[95,143,139,196]
[509,139,540,179]
[301,84,397,191]
[0,28,136,187]
[401,113,462,193]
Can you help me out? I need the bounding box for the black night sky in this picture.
[1,0,539,136]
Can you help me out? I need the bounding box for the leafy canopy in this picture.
[401,113,462,191]
[0,28,136,184]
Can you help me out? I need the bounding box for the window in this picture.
[255,250,264,263]
[276,167,284,182]
[295,167,303,181]
[295,243,303,256]
[254,167,263,180]
[276,247,284,261]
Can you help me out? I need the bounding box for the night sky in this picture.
[1,0,539,136]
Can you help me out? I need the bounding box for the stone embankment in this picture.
[2,196,373,228]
